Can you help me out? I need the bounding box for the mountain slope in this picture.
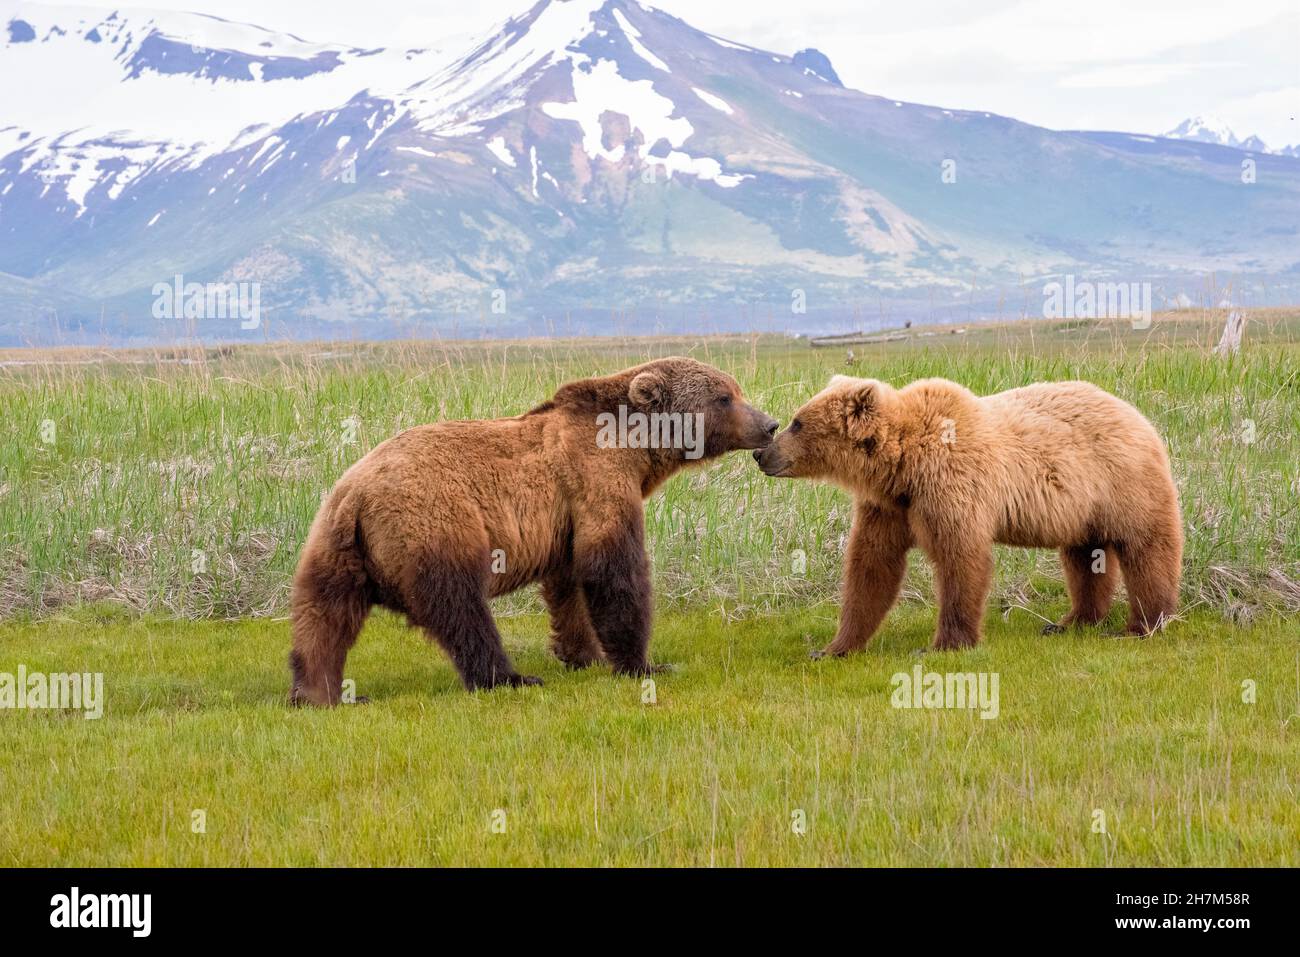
[2,0,1298,343]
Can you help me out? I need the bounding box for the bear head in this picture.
[625,357,779,460]
[754,375,900,489]
[551,356,778,462]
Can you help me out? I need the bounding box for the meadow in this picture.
[0,310,1296,865]
[2,310,1296,619]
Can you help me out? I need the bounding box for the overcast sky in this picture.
[43,0,1300,146]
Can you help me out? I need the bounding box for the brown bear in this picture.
[754,375,1182,653]
[290,357,778,705]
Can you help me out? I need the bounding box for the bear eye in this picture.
[790,418,803,433]
[716,394,732,406]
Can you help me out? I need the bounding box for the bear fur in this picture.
[290,357,777,705]
[755,376,1182,652]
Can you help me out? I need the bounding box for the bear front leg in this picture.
[541,570,604,669]
[819,503,913,658]
[574,504,657,677]
[405,554,542,691]
[919,519,994,651]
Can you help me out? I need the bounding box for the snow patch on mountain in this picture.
[611,7,668,72]
[693,87,733,114]
[706,34,755,53]
[542,55,748,188]
[542,56,685,162]
[486,135,517,167]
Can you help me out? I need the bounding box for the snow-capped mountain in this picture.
[1162,116,1298,156]
[2,0,1299,344]
[0,2,462,213]
[1164,116,1242,147]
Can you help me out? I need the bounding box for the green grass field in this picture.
[1,605,1296,865]
[0,311,1297,865]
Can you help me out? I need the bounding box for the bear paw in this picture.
[469,673,543,691]
[611,662,671,678]
[931,631,980,651]
[289,687,366,708]
[559,655,601,671]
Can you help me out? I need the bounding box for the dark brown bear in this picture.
[290,357,778,705]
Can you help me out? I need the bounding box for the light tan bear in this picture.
[754,376,1183,653]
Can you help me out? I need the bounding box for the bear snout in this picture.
[732,407,780,450]
[753,444,791,476]
[749,414,779,446]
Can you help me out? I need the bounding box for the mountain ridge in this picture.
[1163,115,1299,157]
[2,0,1297,345]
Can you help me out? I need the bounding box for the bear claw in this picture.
[1041,622,1067,635]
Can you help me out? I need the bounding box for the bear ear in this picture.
[839,381,877,442]
[629,370,670,410]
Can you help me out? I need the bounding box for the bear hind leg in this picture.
[1116,532,1181,635]
[1047,544,1118,633]
[289,556,372,707]
[406,558,541,691]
